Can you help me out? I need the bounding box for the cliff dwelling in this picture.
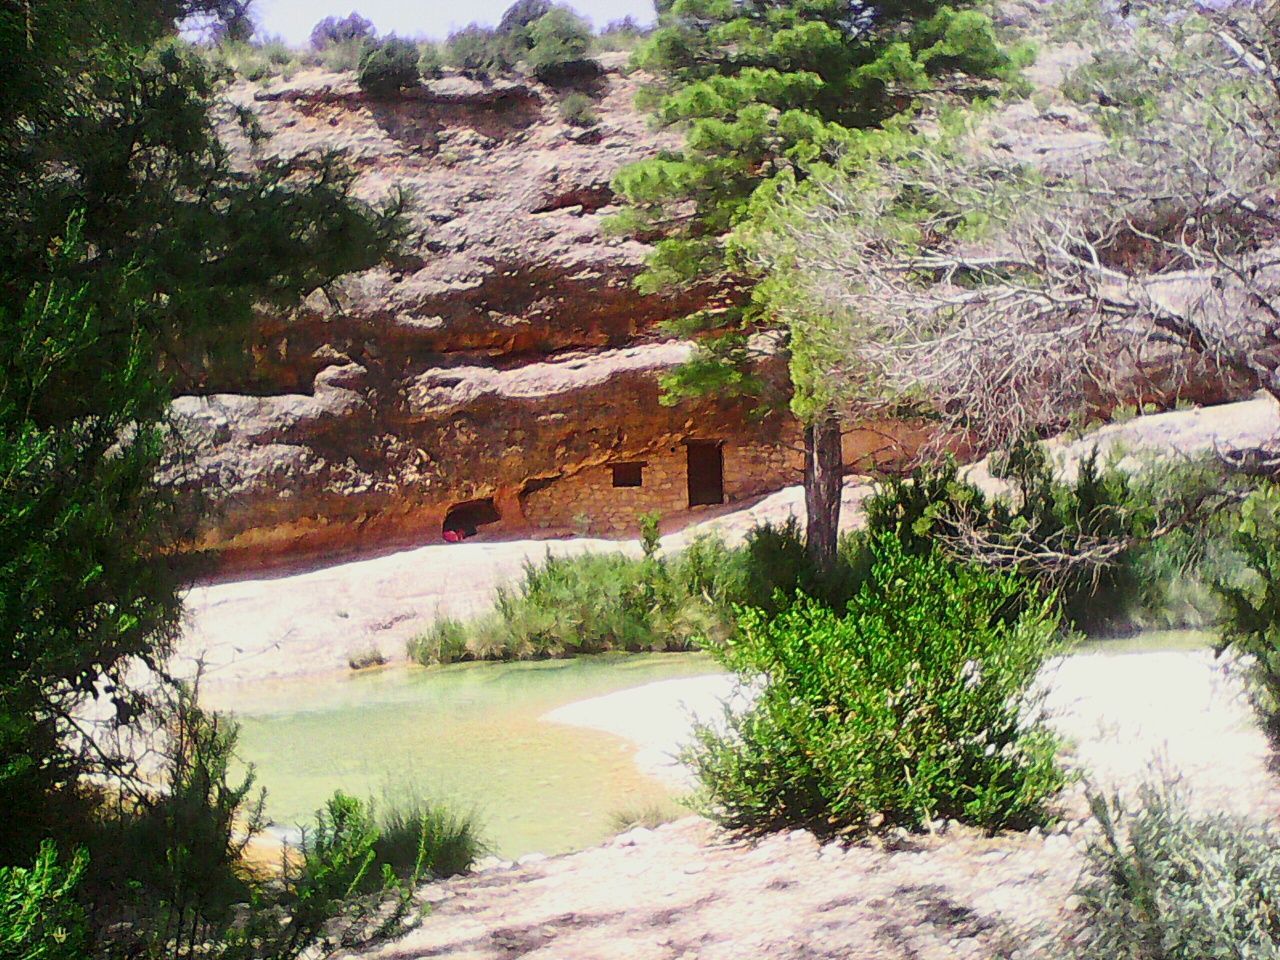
[520,432,801,536]
[161,63,943,566]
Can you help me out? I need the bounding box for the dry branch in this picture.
[749,0,1280,457]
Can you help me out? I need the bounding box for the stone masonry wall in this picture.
[522,430,804,536]
[517,417,950,537]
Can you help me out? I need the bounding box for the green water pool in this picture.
[203,629,1214,860]
[201,653,719,858]
[1076,628,1214,654]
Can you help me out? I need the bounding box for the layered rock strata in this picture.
[169,50,1247,571]
[168,61,799,568]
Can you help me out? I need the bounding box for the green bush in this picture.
[685,535,1066,835]
[407,617,470,665]
[1061,48,1156,112]
[417,42,444,80]
[1073,784,1280,959]
[271,791,416,956]
[482,550,713,656]
[867,443,1147,631]
[1215,484,1280,737]
[0,842,87,960]
[525,7,598,82]
[672,530,750,606]
[372,788,486,881]
[259,38,296,68]
[738,516,867,615]
[865,442,1231,634]
[357,37,419,96]
[446,25,515,78]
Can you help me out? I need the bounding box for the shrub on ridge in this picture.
[525,6,597,82]
[358,37,419,96]
[310,12,376,50]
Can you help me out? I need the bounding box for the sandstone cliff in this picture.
[168,58,795,568]
[169,37,1249,571]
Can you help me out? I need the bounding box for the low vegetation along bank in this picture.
[408,443,1238,668]
[11,0,1280,953]
[404,440,1280,956]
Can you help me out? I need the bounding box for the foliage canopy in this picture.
[612,0,1024,404]
[0,0,402,868]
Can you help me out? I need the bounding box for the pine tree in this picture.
[0,0,403,863]
[613,0,1025,569]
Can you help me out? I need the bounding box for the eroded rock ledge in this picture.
[167,59,777,568]
[168,45,1252,572]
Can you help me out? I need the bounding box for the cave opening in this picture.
[443,497,501,540]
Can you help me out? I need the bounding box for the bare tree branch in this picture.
[745,0,1280,458]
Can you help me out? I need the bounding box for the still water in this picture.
[204,630,1214,859]
[1076,627,1213,655]
[203,653,718,858]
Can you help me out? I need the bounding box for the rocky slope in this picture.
[169,29,1251,572]
[168,58,778,568]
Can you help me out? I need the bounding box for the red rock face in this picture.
[164,60,787,571]
[164,60,1248,573]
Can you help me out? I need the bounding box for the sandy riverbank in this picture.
[545,647,1274,818]
[368,644,1277,960]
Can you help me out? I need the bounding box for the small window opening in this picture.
[443,497,501,540]
[686,440,724,507]
[611,462,646,488]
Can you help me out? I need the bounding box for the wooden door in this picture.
[686,441,724,507]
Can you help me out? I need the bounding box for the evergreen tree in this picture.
[0,0,403,864]
[613,0,1024,569]
[526,6,597,81]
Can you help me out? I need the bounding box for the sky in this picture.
[252,0,657,44]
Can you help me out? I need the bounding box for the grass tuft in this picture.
[609,801,684,833]
[372,786,487,882]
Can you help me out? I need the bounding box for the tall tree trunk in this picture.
[804,414,843,573]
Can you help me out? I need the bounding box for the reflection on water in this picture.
[203,653,717,858]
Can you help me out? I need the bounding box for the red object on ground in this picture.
[443,529,463,543]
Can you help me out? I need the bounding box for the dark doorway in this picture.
[686,441,724,507]
[443,497,501,539]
